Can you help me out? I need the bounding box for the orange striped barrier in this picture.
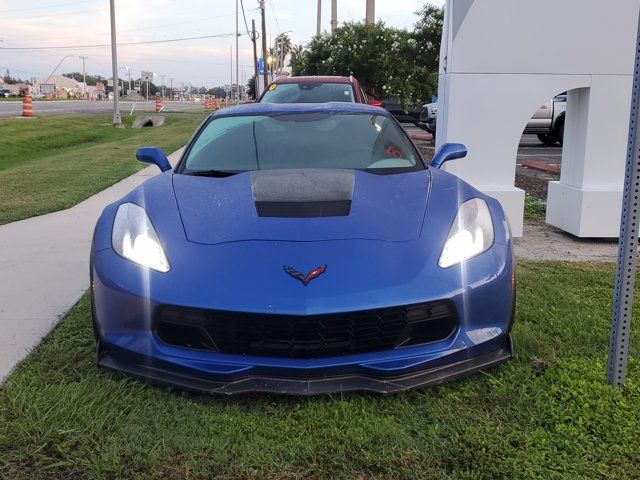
[155,98,163,112]
[22,88,33,117]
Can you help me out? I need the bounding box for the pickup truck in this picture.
[418,103,438,140]
[419,94,567,145]
[524,93,567,145]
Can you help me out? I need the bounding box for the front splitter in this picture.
[97,336,512,395]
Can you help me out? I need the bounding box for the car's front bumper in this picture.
[91,234,515,395]
[98,335,512,395]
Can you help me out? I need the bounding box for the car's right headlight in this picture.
[112,203,170,273]
[439,198,494,268]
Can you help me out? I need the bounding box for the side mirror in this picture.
[367,99,383,107]
[430,143,467,169]
[136,146,171,172]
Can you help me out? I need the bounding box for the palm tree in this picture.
[289,44,305,65]
[274,34,292,73]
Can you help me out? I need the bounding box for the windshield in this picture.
[260,82,355,103]
[182,112,422,174]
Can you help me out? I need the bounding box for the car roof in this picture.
[210,102,388,117]
[272,75,353,84]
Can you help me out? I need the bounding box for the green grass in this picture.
[1,261,639,479]
[0,112,207,225]
[524,193,547,221]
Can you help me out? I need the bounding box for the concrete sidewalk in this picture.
[0,148,183,382]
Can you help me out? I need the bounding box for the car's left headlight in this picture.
[439,198,494,268]
[112,203,170,273]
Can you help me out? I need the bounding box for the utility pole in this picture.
[260,0,268,90]
[229,45,233,102]
[170,77,173,100]
[79,56,88,97]
[316,0,322,36]
[365,0,374,25]
[251,19,259,97]
[109,0,121,126]
[161,74,165,101]
[236,0,240,104]
[331,0,337,33]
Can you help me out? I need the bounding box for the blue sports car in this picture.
[90,103,515,395]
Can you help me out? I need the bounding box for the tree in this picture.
[299,22,425,105]
[246,75,256,99]
[208,87,227,99]
[295,4,444,106]
[410,3,444,100]
[289,44,306,75]
[62,72,107,87]
[3,69,22,84]
[273,33,292,73]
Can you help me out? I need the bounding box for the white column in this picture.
[437,73,590,237]
[546,75,634,237]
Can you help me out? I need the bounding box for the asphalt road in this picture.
[517,134,563,165]
[0,99,205,117]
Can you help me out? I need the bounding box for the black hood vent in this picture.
[251,169,354,218]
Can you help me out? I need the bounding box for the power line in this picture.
[4,0,166,20]
[0,33,244,51]
[7,0,98,14]
[239,0,251,37]
[3,8,104,20]
[268,0,282,34]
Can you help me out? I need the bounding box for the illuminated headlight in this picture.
[112,203,170,273]
[439,198,494,268]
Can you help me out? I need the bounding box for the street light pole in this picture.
[251,19,259,97]
[236,0,240,104]
[109,0,122,126]
[260,0,268,90]
[79,56,88,97]
[330,0,337,33]
[316,0,322,36]
[365,0,375,25]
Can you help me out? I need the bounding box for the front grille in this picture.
[154,301,457,359]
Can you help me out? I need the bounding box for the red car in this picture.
[257,75,382,107]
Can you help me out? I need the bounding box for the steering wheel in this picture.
[338,146,373,166]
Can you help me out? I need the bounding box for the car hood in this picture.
[172,169,431,244]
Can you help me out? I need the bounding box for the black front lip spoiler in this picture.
[97,336,513,395]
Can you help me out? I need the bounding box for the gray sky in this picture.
[0,0,444,88]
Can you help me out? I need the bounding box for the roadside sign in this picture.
[141,71,153,82]
[258,58,264,75]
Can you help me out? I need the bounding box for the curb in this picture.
[522,159,560,175]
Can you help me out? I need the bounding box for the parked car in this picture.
[90,102,515,395]
[258,75,380,106]
[382,97,421,124]
[419,103,438,140]
[0,89,12,98]
[524,93,567,145]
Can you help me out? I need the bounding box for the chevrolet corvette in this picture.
[90,102,515,394]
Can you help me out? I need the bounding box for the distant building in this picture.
[0,79,21,95]
[31,75,87,98]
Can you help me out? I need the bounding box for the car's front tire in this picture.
[537,133,558,146]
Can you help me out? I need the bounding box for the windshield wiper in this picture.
[186,169,240,177]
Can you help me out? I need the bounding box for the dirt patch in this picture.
[514,220,618,261]
[515,169,556,201]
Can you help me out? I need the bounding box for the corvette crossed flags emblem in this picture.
[283,265,327,286]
